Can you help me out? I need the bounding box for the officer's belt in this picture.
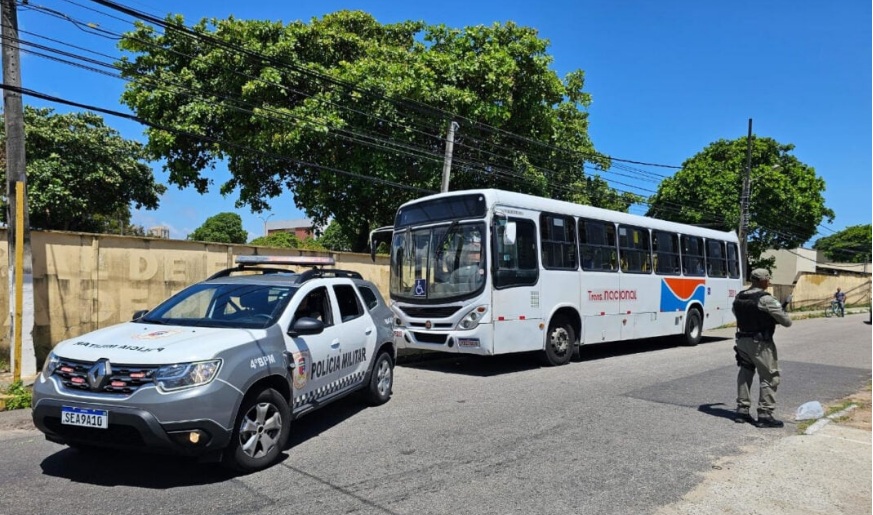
[736,331,772,340]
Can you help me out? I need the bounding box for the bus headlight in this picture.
[458,305,488,330]
[155,360,221,392]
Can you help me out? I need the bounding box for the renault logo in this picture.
[87,358,112,392]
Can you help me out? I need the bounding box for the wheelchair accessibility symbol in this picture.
[414,279,426,297]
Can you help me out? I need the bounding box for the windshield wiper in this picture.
[434,220,459,257]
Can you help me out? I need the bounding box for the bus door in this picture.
[491,215,542,354]
[617,225,658,340]
[579,219,621,344]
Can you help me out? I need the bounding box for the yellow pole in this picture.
[13,181,23,382]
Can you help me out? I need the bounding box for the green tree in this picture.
[317,221,354,252]
[188,212,247,243]
[646,136,834,268]
[813,224,872,263]
[0,107,165,232]
[117,11,621,251]
[249,231,301,248]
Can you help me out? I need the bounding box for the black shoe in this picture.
[755,413,784,428]
[734,410,753,424]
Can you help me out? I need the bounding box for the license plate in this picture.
[61,406,108,429]
[458,338,480,348]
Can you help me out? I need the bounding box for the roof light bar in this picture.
[235,255,336,266]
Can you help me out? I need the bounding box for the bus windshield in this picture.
[390,221,486,301]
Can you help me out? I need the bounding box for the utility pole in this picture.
[738,118,753,281]
[2,0,36,381]
[440,121,459,193]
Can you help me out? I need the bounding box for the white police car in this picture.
[32,256,395,472]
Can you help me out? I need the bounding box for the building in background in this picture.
[265,218,323,240]
[148,226,170,239]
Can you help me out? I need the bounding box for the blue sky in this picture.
[16,0,871,244]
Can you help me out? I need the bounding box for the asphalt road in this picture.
[1,315,870,515]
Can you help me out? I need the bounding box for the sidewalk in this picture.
[657,421,872,515]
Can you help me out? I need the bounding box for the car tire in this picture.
[683,309,702,346]
[365,351,394,406]
[224,388,290,473]
[540,317,575,366]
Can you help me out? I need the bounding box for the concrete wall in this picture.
[0,229,388,363]
[786,271,871,312]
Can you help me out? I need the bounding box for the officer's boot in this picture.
[755,412,784,428]
[734,408,753,424]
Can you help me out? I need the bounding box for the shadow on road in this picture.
[697,402,739,422]
[399,334,732,377]
[39,447,238,487]
[38,396,370,487]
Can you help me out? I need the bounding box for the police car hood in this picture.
[52,322,269,364]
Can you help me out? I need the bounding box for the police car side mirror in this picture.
[288,317,325,337]
[132,309,149,321]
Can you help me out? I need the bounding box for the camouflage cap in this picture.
[750,268,771,281]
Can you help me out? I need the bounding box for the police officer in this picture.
[732,268,792,427]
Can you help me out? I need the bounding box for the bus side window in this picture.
[494,218,538,288]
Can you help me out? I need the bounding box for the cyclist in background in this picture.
[834,288,846,317]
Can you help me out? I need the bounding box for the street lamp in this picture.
[258,213,274,237]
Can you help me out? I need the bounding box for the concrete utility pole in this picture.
[440,121,459,193]
[738,118,753,280]
[2,0,36,381]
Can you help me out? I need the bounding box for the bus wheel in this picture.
[541,317,575,366]
[683,309,702,346]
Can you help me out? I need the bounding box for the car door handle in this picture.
[331,339,341,349]
[365,327,373,335]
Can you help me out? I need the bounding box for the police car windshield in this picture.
[140,282,295,329]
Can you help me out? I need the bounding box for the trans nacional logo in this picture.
[660,278,706,312]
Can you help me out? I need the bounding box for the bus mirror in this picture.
[503,222,517,245]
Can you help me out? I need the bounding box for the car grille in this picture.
[398,306,461,318]
[53,358,159,395]
[412,332,448,344]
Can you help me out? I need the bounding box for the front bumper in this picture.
[31,375,239,457]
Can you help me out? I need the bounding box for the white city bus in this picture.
[376,189,743,366]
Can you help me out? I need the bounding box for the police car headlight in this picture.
[41,352,60,379]
[155,360,221,392]
[458,305,488,330]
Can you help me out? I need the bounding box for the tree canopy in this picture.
[0,107,165,233]
[813,224,871,263]
[249,231,324,250]
[646,136,834,268]
[117,10,635,251]
[187,212,247,243]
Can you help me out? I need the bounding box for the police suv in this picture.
[32,256,396,472]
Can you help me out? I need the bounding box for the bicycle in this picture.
[824,300,843,318]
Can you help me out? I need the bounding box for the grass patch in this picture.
[0,357,9,373]
[2,380,32,410]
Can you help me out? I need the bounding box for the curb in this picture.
[803,404,858,435]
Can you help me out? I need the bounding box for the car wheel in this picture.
[365,351,394,406]
[683,309,702,346]
[540,317,575,366]
[225,388,290,473]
